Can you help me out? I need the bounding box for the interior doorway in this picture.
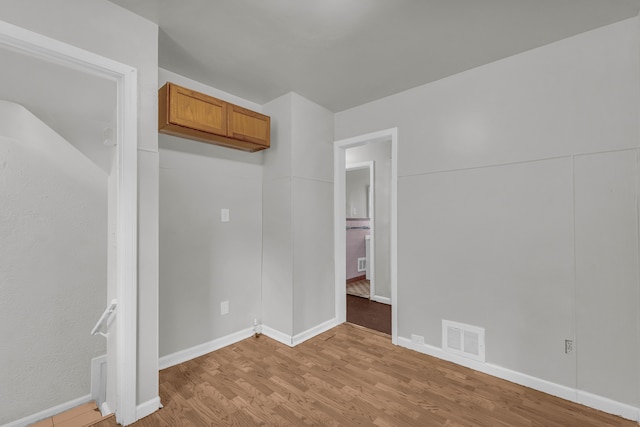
[334,128,398,344]
[345,158,391,335]
[0,20,138,426]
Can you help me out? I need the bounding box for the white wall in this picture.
[262,94,295,336]
[0,102,107,424]
[291,94,335,336]
[574,150,640,404]
[0,0,160,409]
[263,92,335,339]
[346,141,392,300]
[292,177,334,335]
[335,18,640,408]
[158,70,264,357]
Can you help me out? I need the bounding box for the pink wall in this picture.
[346,219,370,280]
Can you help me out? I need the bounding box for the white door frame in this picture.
[334,128,398,344]
[0,21,139,425]
[345,161,375,299]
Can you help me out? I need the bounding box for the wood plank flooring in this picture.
[30,401,110,427]
[95,324,635,426]
[347,294,392,335]
[346,279,370,298]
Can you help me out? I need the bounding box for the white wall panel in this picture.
[292,93,334,183]
[0,105,106,423]
[261,177,294,336]
[574,150,640,406]
[292,177,334,335]
[159,136,263,356]
[399,158,575,386]
[263,93,294,180]
[263,92,334,338]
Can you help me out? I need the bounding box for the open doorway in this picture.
[345,158,392,334]
[0,21,138,426]
[334,128,398,344]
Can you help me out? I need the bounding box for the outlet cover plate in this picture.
[221,300,229,315]
[411,334,425,345]
[565,339,573,354]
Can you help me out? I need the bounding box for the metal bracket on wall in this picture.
[90,299,118,338]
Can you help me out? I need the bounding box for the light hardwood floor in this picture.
[30,401,108,427]
[96,324,635,426]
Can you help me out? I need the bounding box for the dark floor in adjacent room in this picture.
[346,294,391,335]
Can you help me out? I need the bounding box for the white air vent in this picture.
[442,320,485,362]
[357,257,366,272]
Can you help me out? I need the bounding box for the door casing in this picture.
[334,127,398,344]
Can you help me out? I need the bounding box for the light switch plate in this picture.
[221,208,230,222]
[221,300,229,315]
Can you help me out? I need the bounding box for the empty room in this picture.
[1,1,640,426]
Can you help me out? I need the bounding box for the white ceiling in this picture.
[110,0,640,112]
[0,47,116,172]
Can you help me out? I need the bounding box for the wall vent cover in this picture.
[442,320,485,362]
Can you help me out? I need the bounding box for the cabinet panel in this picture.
[168,84,227,136]
[228,104,270,148]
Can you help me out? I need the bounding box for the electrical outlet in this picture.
[411,334,425,345]
[565,339,573,354]
[221,300,229,315]
[221,209,230,222]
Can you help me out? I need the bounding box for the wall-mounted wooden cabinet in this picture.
[158,82,270,152]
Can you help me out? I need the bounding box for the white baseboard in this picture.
[158,319,339,372]
[262,319,338,348]
[292,318,337,346]
[136,396,161,421]
[2,394,92,427]
[576,390,640,422]
[261,325,293,347]
[159,327,254,370]
[397,337,640,422]
[100,402,112,417]
[371,295,391,305]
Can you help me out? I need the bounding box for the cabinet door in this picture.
[168,83,227,136]
[227,104,270,147]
